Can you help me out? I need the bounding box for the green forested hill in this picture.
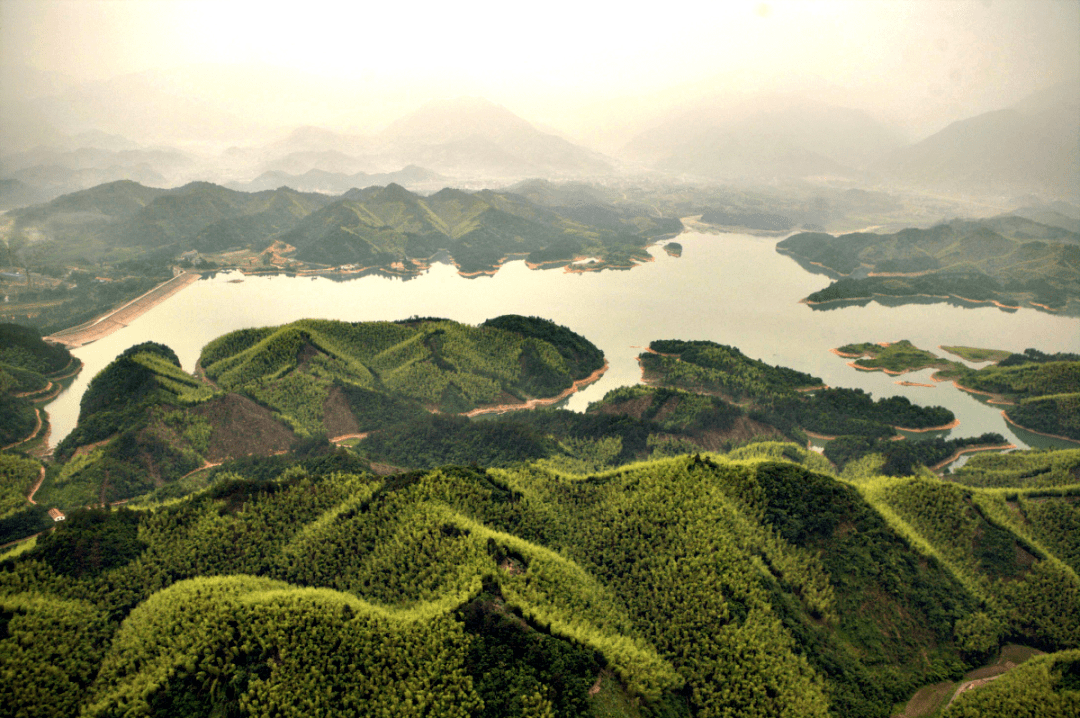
[638,339,968,470]
[280,183,682,273]
[37,316,605,507]
[3,452,1078,717]
[8,180,680,276]
[8,181,334,257]
[3,321,1080,716]
[200,315,606,431]
[777,218,1080,311]
[0,323,78,448]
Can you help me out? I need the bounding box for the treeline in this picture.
[643,339,822,401]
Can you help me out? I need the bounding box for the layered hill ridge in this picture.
[8,179,681,277]
[776,217,1080,312]
[3,314,1078,716]
[278,182,681,273]
[4,450,1078,717]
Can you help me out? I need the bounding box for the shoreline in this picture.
[950,380,1015,406]
[804,416,961,440]
[463,363,608,417]
[894,419,960,433]
[847,360,947,376]
[931,444,1017,472]
[804,291,1058,314]
[1000,411,1080,444]
[46,271,202,348]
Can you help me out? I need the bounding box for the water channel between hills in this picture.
[46,230,1080,454]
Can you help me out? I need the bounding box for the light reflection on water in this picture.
[46,231,1080,451]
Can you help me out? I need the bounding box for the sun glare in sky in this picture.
[1,0,1077,136]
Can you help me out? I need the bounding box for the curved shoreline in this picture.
[805,291,1054,313]
[894,419,960,433]
[463,363,608,417]
[950,380,1015,405]
[931,444,1017,472]
[1000,411,1080,444]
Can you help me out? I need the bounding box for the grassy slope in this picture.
[200,316,604,435]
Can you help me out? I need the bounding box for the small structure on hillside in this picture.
[47,508,65,521]
[178,250,206,266]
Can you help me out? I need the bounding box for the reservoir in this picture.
[45,230,1080,452]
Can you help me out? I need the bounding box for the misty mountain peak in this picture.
[382,96,538,144]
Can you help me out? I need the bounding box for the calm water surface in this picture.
[47,231,1080,452]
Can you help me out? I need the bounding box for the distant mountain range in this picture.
[621,94,907,181]
[379,97,613,177]
[9,179,681,274]
[225,165,446,194]
[874,83,1079,201]
[2,72,1077,206]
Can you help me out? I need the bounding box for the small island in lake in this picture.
[833,340,1080,442]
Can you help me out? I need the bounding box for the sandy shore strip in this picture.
[931,444,1017,472]
[949,380,1015,405]
[463,363,608,417]
[894,419,960,433]
[47,271,202,348]
[1000,411,1080,444]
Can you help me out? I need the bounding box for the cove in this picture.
[45,230,1080,451]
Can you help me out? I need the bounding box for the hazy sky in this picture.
[2,0,1078,139]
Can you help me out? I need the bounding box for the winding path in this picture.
[26,466,45,505]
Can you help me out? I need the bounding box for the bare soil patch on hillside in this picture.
[322,386,360,438]
[190,393,297,461]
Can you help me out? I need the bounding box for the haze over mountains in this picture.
[3,58,1078,209]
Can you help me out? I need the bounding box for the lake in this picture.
[45,230,1080,453]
